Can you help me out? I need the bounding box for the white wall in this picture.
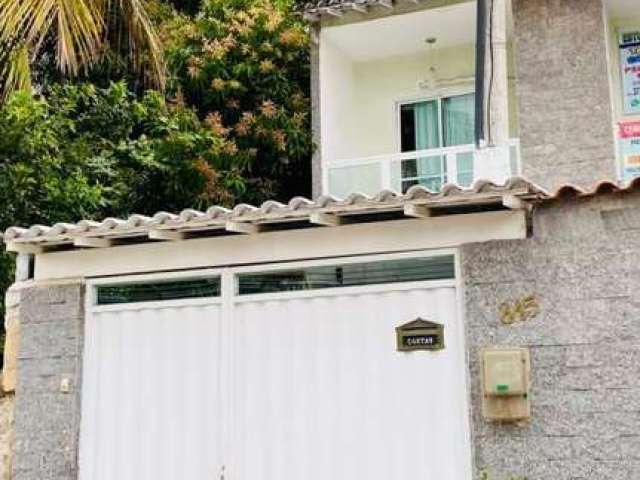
[34,211,527,281]
[319,36,356,164]
[320,40,519,165]
[351,45,477,159]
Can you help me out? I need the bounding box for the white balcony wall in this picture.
[352,45,476,158]
[319,37,357,164]
[320,41,479,163]
[319,4,520,195]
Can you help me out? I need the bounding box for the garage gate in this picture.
[79,251,472,480]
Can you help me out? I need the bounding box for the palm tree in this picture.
[0,0,164,97]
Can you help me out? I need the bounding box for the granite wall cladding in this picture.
[461,192,640,480]
[11,282,85,480]
[512,0,617,189]
[9,193,640,480]
[0,393,14,480]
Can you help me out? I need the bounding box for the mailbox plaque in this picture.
[396,318,444,352]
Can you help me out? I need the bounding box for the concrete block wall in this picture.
[0,282,23,480]
[512,0,617,190]
[0,394,13,480]
[461,192,640,479]
[10,282,85,480]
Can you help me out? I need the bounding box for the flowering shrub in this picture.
[164,0,313,203]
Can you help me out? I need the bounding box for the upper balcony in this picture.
[325,140,520,198]
[317,0,519,197]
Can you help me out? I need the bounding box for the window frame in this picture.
[394,89,475,191]
[393,88,475,154]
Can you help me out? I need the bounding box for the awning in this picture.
[3,177,547,254]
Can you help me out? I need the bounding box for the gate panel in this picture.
[232,285,469,480]
[79,303,224,480]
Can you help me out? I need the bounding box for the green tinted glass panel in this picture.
[238,256,454,295]
[96,277,221,305]
[442,94,475,147]
[456,152,474,186]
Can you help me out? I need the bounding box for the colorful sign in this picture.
[620,30,640,115]
[619,121,640,182]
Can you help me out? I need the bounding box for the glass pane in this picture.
[417,156,444,176]
[509,144,519,176]
[402,179,419,192]
[442,94,475,147]
[96,277,221,305]
[400,155,445,192]
[328,163,382,198]
[456,152,474,186]
[400,101,440,152]
[419,176,443,192]
[390,161,402,192]
[401,159,418,178]
[237,255,455,295]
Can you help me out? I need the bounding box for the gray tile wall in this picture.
[461,192,640,479]
[9,194,640,480]
[12,283,84,480]
[513,0,617,189]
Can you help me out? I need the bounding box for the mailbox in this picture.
[396,318,444,352]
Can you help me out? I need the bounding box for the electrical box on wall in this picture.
[481,347,531,422]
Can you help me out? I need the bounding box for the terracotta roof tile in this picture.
[7,177,640,251]
[298,0,391,18]
[545,177,640,199]
[3,177,546,252]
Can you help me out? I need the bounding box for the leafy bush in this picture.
[164,0,313,203]
[0,81,252,225]
[0,81,244,364]
[0,0,315,363]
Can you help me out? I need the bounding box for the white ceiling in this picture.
[606,0,640,18]
[322,2,477,62]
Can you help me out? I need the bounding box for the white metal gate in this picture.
[79,252,472,480]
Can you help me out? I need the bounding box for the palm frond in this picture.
[1,44,32,99]
[0,0,104,75]
[104,0,165,88]
[0,0,165,97]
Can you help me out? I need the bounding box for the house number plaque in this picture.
[396,318,444,352]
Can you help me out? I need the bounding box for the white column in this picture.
[487,0,510,147]
[476,0,511,183]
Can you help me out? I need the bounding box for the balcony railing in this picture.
[323,140,521,198]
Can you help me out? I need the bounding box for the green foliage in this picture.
[0,81,240,363]
[0,0,165,99]
[0,0,314,362]
[0,82,241,224]
[163,0,312,202]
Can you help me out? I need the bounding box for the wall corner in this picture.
[310,22,323,199]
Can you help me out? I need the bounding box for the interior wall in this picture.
[319,36,356,165]
[351,45,476,159]
[320,40,520,165]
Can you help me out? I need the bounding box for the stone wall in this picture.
[0,281,23,480]
[512,0,617,189]
[461,191,640,479]
[11,282,85,480]
[0,393,14,480]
